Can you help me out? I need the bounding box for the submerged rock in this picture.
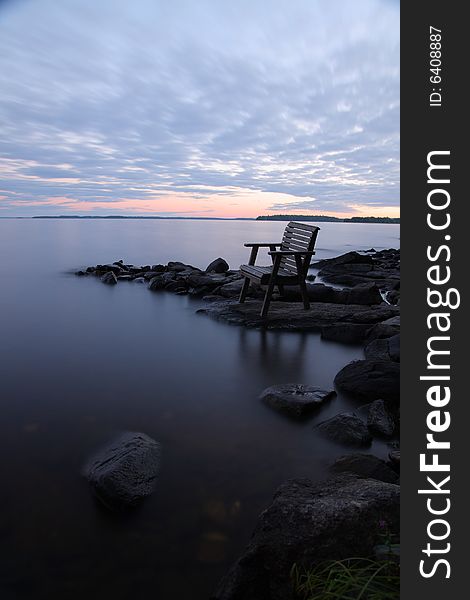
[260,384,335,418]
[315,412,372,447]
[212,475,399,600]
[334,359,400,404]
[84,432,161,510]
[330,453,399,484]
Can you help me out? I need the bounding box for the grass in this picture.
[291,558,399,600]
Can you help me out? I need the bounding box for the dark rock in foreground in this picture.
[367,399,396,437]
[334,359,400,404]
[315,412,372,446]
[212,475,400,600]
[331,453,399,484]
[197,299,398,333]
[260,384,335,418]
[84,432,161,510]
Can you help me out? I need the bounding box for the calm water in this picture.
[0,219,399,600]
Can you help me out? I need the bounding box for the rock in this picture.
[167,261,193,272]
[133,277,146,284]
[321,323,372,344]
[75,270,87,276]
[197,299,398,331]
[148,272,176,290]
[367,400,396,437]
[100,272,118,285]
[388,450,400,470]
[260,384,335,418]
[97,263,122,275]
[314,251,374,270]
[346,282,383,305]
[188,273,228,290]
[84,432,161,510]
[213,475,399,600]
[331,454,399,484]
[86,266,96,273]
[206,258,230,273]
[315,412,372,447]
[365,334,400,362]
[214,279,263,299]
[366,317,400,342]
[334,360,400,404]
[151,264,167,272]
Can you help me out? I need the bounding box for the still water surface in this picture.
[0,219,399,599]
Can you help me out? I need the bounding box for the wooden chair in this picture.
[239,222,320,317]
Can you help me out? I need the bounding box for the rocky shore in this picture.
[76,248,400,598]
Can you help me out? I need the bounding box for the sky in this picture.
[0,0,400,218]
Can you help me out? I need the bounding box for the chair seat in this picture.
[240,264,299,284]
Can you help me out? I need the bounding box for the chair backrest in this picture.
[280,222,320,277]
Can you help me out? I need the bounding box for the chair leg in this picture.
[239,277,250,303]
[261,280,276,317]
[298,278,310,310]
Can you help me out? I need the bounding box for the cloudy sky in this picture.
[0,0,399,218]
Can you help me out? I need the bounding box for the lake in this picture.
[0,219,399,600]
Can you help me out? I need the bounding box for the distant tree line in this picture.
[256,215,400,224]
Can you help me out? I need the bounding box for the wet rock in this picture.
[84,431,161,510]
[75,270,87,276]
[212,475,399,600]
[315,412,372,447]
[100,272,118,285]
[134,277,146,284]
[334,360,400,404]
[367,399,396,437]
[206,258,230,273]
[331,453,399,484]
[260,384,335,418]
[214,279,262,299]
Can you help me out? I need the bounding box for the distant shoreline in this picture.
[2,214,400,224]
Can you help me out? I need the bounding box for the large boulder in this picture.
[206,258,230,273]
[315,412,372,446]
[212,475,400,600]
[334,360,400,404]
[84,432,161,510]
[260,384,335,418]
[330,453,399,484]
[366,316,400,342]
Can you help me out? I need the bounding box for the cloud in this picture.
[0,0,399,217]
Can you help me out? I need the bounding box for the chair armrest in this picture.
[268,250,315,256]
[244,242,282,248]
